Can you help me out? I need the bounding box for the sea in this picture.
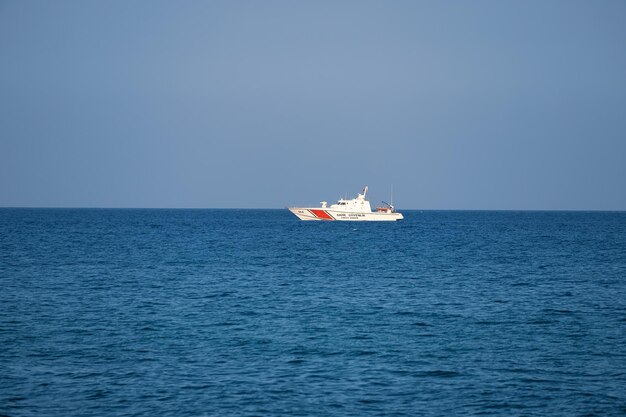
[1,208,625,416]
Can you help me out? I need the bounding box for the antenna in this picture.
[391,184,394,207]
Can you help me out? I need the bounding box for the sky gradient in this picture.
[1,1,625,209]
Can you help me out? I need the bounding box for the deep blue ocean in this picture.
[1,209,625,416]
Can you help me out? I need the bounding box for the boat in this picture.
[288,186,404,221]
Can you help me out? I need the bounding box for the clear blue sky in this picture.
[1,1,625,209]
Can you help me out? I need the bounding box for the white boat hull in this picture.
[289,207,403,221]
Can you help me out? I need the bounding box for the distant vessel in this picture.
[288,186,404,221]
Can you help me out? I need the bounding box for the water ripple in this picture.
[1,209,625,416]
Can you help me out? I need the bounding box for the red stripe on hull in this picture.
[309,209,334,220]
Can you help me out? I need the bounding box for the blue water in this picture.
[1,209,626,416]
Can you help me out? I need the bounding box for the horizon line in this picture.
[1,206,625,213]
